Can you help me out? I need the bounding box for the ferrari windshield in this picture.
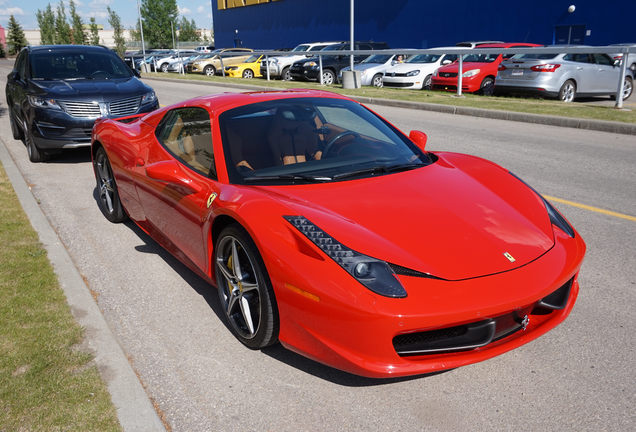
[30,51,133,80]
[219,97,431,185]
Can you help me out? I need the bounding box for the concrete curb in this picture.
[143,75,636,136]
[0,138,165,432]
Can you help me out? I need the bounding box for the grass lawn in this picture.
[0,163,121,431]
[144,71,636,124]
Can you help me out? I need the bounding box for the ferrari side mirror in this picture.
[409,130,428,152]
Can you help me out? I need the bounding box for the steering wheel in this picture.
[322,131,360,157]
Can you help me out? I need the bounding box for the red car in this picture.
[91,89,585,378]
[431,43,541,94]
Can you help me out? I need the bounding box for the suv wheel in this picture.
[204,65,216,76]
[22,120,48,163]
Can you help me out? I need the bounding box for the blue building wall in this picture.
[211,0,635,49]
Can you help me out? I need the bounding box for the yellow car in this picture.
[224,54,265,78]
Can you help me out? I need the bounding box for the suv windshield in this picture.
[30,51,133,80]
[219,97,431,185]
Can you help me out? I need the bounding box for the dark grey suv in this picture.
[6,45,159,162]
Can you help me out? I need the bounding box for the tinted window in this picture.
[594,54,613,66]
[407,54,443,63]
[513,53,558,60]
[30,50,132,80]
[156,107,216,178]
[15,50,28,78]
[564,54,592,63]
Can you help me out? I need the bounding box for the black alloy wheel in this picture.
[215,225,279,349]
[94,147,127,223]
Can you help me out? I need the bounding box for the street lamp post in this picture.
[136,0,146,70]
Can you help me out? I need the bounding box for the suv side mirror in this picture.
[409,130,428,151]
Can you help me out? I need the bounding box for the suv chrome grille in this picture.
[58,100,101,119]
[58,96,142,119]
[110,96,141,117]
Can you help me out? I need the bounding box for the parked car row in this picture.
[138,40,634,103]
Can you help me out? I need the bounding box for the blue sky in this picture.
[0,0,213,31]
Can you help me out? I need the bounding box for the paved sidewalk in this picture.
[0,137,165,432]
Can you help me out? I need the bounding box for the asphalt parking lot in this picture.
[1,62,635,431]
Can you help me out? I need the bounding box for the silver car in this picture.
[496,51,633,102]
[339,53,413,87]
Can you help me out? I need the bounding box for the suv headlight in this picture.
[405,69,421,77]
[27,95,61,110]
[285,216,407,298]
[141,91,157,104]
[462,69,480,78]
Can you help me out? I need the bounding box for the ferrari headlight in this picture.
[285,216,407,298]
[405,69,420,77]
[28,95,61,110]
[509,172,575,238]
[462,69,480,78]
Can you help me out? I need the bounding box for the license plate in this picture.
[511,70,524,76]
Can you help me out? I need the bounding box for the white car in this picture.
[383,48,458,90]
[339,52,414,87]
[260,41,342,80]
[155,50,197,72]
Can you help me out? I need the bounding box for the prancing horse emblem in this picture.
[520,315,529,330]
[206,192,218,208]
[503,252,516,263]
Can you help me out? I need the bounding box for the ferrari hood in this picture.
[262,153,555,281]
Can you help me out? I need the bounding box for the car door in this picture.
[134,107,219,272]
[563,54,596,93]
[592,54,620,93]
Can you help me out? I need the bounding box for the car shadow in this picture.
[44,147,92,164]
[90,187,452,385]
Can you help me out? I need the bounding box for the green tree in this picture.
[69,0,86,44]
[140,0,178,48]
[55,1,72,44]
[36,4,56,45]
[89,17,100,45]
[107,7,126,57]
[177,17,200,43]
[6,15,28,55]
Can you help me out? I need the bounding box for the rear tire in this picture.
[622,76,633,100]
[160,63,169,72]
[558,80,576,103]
[93,147,127,223]
[281,67,291,81]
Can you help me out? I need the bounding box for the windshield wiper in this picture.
[243,174,333,183]
[332,163,423,180]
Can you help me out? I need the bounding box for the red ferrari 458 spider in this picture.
[91,89,585,378]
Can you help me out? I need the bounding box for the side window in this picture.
[15,51,28,78]
[593,54,613,66]
[564,54,592,63]
[156,107,216,178]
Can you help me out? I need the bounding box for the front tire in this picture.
[622,76,633,100]
[321,69,335,86]
[559,80,576,102]
[371,73,383,87]
[281,66,291,81]
[204,65,216,76]
[422,74,433,90]
[22,120,47,163]
[215,225,278,349]
[479,77,495,96]
[242,68,254,79]
[94,147,127,223]
[160,63,169,72]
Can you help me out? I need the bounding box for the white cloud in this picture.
[0,7,24,16]
[90,0,112,6]
[178,6,191,15]
[197,6,205,13]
